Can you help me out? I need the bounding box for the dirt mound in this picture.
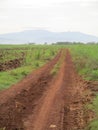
[0,58,24,71]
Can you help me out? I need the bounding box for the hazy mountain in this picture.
[0,30,98,44]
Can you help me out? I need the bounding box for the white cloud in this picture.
[0,0,98,36]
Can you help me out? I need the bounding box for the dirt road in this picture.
[0,49,94,130]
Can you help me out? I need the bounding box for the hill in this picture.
[0,30,98,44]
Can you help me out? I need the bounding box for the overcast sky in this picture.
[0,0,98,36]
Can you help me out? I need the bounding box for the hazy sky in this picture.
[0,0,98,36]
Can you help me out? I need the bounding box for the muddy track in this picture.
[0,49,93,130]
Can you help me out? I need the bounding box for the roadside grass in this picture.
[87,120,98,130]
[85,94,98,130]
[0,66,33,90]
[50,50,65,76]
[69,44,98,130]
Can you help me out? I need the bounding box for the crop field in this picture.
[0,44,98,130]
[0,45,59,90]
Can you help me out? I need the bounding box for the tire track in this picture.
[24,49,93,130]
[24,53,65,130]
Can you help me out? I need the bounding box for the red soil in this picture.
[0,49,94,130]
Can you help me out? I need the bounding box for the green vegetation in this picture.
[50,60,60,76]
[84,93,98,130]
[50,51,64,76]
[70,44,98,81]
[0,66,33,90]
[87,120,98,130]
[0,127,5,130]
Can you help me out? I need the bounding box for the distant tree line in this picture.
[52,42,98,45]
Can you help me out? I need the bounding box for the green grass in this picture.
[87,120,98,130]
[85,94,98,130]
[50,61,60,76]
[70,44,98,81]
[0,66,32,90]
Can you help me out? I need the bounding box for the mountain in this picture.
[0,30,98,44]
